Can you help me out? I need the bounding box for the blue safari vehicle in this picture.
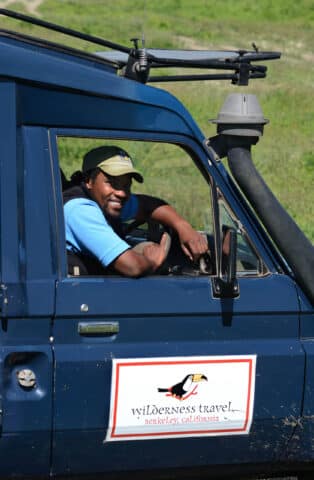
[0,8,313,480]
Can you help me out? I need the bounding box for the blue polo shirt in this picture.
[64,194,138,267]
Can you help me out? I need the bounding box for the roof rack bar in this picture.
[148,54,280,68]
[149,61,267,72]
[0,8,281,86]
[148,72,266,83]
[0,8,131,53]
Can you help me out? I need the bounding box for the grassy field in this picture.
[0,0,313,240]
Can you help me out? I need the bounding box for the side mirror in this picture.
[212,226,239,298]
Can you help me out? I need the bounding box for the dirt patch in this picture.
[175,35,207,50]
[175,35,246,52]
[0,0,44,15]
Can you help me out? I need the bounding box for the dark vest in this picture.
[63,184,124,276]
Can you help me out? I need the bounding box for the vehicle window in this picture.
[218,191,264,276]
[57,137,214,277]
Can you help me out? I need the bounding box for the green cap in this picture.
[82,146,143,183]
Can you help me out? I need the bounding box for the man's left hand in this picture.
[177,223,209,262]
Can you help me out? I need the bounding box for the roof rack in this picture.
[0,8,281,86]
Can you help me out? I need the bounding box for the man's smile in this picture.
[107,197,124,208]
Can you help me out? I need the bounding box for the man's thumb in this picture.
[160,232,171,255]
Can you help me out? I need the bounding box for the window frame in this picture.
[217,188,267,277]
[48,128,273,281]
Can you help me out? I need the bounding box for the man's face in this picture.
[86,171,132,218]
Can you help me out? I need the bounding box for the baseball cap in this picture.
[82,145,143,183]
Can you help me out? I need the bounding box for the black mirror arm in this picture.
[226,228,237,284]
[212,227,239,298]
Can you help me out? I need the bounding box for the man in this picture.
[64,145,208,277]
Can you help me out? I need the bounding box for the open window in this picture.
[56,135,266,280]
[57,137,215,277]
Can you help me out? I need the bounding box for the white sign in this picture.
[106,355,256,442]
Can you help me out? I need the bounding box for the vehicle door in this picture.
[50,129,303,477]
[0,122,54,477]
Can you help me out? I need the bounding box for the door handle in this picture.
[78,322,119,336]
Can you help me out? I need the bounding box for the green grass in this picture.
[1,0,313,240]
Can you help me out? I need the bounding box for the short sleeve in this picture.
[64,199,130,267]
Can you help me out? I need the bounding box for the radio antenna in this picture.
[141,0,147,46]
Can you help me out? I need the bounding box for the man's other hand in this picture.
[177,223,208,262]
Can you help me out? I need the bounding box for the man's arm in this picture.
[112,233,169,277]
[136,195,208,262]
[66,199,168,278]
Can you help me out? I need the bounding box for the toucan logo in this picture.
[157,373,208,401]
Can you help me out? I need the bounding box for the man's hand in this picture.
[142,232,170,270]
[176,222,209,262]
[137,200,209,263]
[113,233,170,277]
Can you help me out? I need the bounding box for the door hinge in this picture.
[212,276,240,298]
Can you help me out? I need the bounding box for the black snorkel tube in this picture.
[208,93,314,305]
